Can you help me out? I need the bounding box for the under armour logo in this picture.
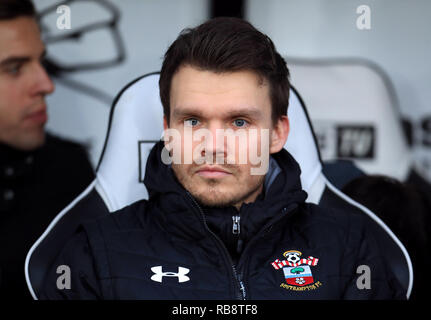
[150,266,190,283]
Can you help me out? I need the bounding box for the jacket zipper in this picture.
[186,192,246,300]
[235,204,299,282]
[233,265,246,299]
[232,215,240,234]
[232,215,245,298]
[186,193,300,300]
[232,215,244,254]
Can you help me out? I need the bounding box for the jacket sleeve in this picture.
[39,228,103,300]
[341,214,406,300]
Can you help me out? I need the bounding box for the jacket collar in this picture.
[143,140,307,241]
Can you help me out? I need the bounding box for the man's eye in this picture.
[233,119,248,128]
[184,118,200,127]
[6,64,21,75]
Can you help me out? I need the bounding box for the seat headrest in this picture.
[288,59,412,181]
[96,73,322,212]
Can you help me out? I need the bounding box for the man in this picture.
[41,17,403,299]
[0,0,94,299]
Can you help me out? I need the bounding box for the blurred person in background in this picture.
[0,0,94,299]
[342,175,431,300]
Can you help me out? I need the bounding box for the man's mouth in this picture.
[25,105,48,124]
[195,165,232,178]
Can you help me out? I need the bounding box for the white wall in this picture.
[246,0,431,180]
[34,0,209,165]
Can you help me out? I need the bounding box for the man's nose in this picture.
[32,62,55,96]
[201,122,226,158]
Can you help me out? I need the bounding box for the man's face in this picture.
[165,65,289,208]
[0,17,54,150]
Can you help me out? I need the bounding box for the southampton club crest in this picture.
[271,250,322,291]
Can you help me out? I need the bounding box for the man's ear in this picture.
[270,116,290,154]
[163,115,169,145]
[163,115,169,131]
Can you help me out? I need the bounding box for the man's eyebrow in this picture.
[0,56,31,67]
[224,108,263,119]
[171,107,204,119]
[0,49,47,68]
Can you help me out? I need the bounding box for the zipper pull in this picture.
[232,215,240,235]
[233,215,243,254]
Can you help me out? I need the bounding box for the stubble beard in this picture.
[172,164,265,208]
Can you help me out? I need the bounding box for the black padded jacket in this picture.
[41,141,404,300]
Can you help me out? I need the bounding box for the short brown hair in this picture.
[159,17,290,124]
